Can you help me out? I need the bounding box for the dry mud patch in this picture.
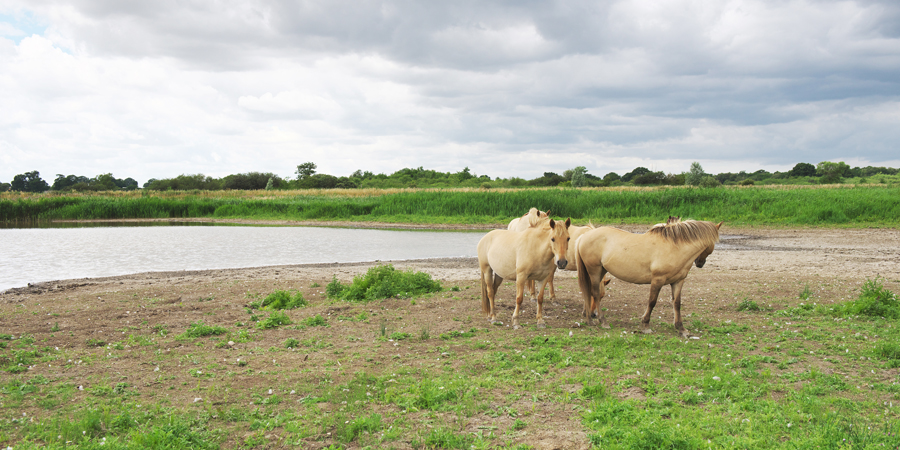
[1,226,899,449]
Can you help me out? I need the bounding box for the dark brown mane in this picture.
[647,216,720,246]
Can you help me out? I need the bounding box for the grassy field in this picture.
[2,184,900,227]
[1,262,899,449]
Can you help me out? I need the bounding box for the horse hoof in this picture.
[537,322,546,329]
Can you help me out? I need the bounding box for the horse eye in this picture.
[567,238,570,241]
[551,238,555,242]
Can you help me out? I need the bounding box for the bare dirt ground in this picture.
[1,224,899,449]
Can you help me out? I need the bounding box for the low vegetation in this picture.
[1,269,898,449]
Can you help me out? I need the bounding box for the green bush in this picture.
[326,265,442,302]
[257,311,293,330]
[256,290,307,310]
[179,321,227,339]
[834,278,900,319]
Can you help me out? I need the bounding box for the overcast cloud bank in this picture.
[2,0,899,184]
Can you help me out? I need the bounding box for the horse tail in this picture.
[480,270,491,315]
[575,238,593,306]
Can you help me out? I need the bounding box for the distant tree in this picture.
[789,162,816,177]
[622,167,651,183]
[632,171,666,185]
[699,176,722,188]
[570,166,588,188]
[456,167,474,182]
[0,182,10,192]
[145,174,221,190]
[300,173,339,189]
[295,162,317,180]
[223,172,281,190]
[265,177,274,190]
[52,174,90,191]
[92,173,118,190]
[11,171,50,192]
[817,161,851,184]
[685,162,706,186]
[115,177,139,190]
[602,172,621,185]
[529,172,566,187]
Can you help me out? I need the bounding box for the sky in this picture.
[2,0,899,186]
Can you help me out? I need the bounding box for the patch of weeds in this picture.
[50,322,60,332]
[86,338,106,347]
[799,284,813,301]
[298,315,328,329]
[284,338,300,349]
[335,413,383,443]
[834,277,900,319]
[440,328,478,340]
[706,322,750,335]
[251,290,308,310]
[257,311,293,330]
[422,427,474,449]
[310,282,320,288]
[874,341,900,368]
[511,418,527,431]
[178,321,227,340]
[198,296,215,302]
[737,298,761,311]
[450,285,461,292]
[386,332,409,341]
[152,324,168,336]
[326,264,442,302]
[420,328,430,340]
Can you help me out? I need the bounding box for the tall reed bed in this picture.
[2,185,899,226]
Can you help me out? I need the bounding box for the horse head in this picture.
[694,221,724,268]
[549,217,572,270]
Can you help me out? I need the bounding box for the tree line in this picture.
[2,161,898,193]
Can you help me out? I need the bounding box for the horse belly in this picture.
[487,247,519,280]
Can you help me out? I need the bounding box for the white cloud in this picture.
[2,0,900,185]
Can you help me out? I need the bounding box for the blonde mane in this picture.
[525,208,550,228]
[647,216,720,246]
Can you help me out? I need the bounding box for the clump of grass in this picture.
[326,265,442,302]
[389,332,412,341]
[284,338,300,349]
[257,311,293,330]
[834,277,900,319]
[299,315,328,328]
[252,290,307,310]
[736,298,761,311]
[179,321,227,339]
[799,284,813,301]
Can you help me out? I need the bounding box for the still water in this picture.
[0,223,484,291]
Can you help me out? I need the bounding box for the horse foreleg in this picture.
[536,278,549,328]
[512,278,526,330]
[670,280,689,338]
[481,267,502,323]
[640,279,665,334]
[547,268,557,303]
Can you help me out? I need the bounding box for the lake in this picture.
[0,223,485,291]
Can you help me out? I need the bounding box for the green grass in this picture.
[4,185,900,226]
[326,264,443,302]
[250,290,308,310]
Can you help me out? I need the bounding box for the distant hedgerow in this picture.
[326,265,442,302]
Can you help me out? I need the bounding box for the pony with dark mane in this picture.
[575,216,722,337]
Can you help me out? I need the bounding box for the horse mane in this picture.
[647,216,720,246]
[525,208,549,228]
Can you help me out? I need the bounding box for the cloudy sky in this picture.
[2,0,899,185]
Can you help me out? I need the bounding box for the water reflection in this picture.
[0,224,483,291]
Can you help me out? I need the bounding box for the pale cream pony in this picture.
[479,214,571,329]
[575,217,722,337]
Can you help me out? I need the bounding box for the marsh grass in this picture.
[4,185,900,226]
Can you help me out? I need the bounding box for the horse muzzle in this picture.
[557,259,568,270]
[694,258,706,268]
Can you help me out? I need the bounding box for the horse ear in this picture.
[716,221,724,229]
[549,218,556,228]
[565,218,571,228]
[603,277,611,286]
[544,209,551,217]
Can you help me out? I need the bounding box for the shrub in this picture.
[179,321,227,339]
[326,265,442,302]
[834,278,900,319]
[257,311,293,330]
[256,290,307,310]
